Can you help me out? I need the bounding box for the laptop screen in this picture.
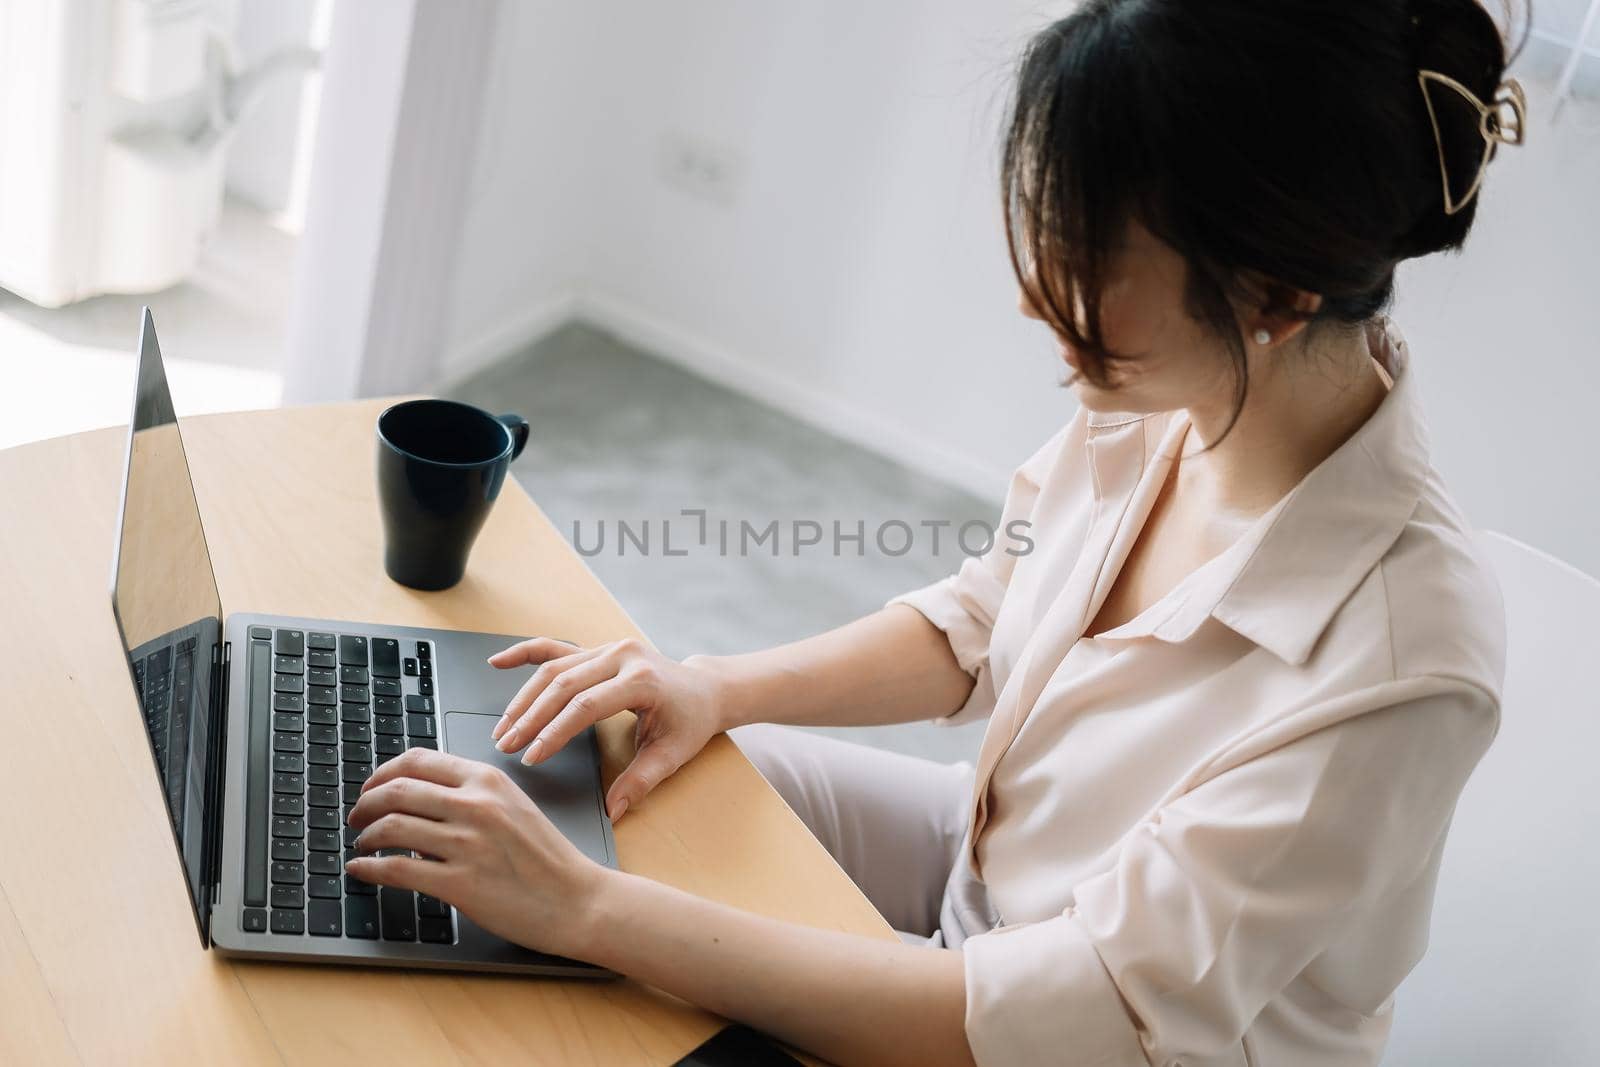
[111,310,223,936]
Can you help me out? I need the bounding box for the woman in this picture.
[345,2,1523,1063]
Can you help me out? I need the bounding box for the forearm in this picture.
[581,868,976,1067]
[693,605,975,730]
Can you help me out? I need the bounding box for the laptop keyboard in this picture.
[240,626,454,945]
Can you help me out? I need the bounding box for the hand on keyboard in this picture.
[344,747,604,959]
[487,637,729,823]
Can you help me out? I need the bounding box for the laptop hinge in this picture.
[198,639,231,945]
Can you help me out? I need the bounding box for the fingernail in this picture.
[520,737,544,765]
[490,714,510,740]
[610,797,628,822]
[496,730,516,752]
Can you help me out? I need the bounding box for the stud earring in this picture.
[1253,329,1272,346]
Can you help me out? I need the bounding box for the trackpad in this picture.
[442,712,615,868]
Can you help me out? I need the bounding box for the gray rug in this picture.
[447,321,995,763]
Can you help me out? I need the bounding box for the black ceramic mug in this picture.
[376,399,530,591]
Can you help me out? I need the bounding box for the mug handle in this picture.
[497,414,530,460]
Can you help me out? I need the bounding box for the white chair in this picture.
[1384,533,1600,1065]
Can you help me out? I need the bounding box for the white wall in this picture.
[439,1,1600,575]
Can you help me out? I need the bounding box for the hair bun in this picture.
[1392,0,1515,258]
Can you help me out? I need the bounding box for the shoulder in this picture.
[1330,468,1506,702]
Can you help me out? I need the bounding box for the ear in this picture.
[1244,277,1323,347]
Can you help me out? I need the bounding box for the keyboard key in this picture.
[418,677,434,697]
[340,684,370,704]
[307,876,341,899]
[248,626,272,642]
[339,635,368,667]
[403,694,434,714]
[342,782,364,804]
[307,744,337,766]
[342,826,361,848]
[307,667,337,688]
[273,655,304,675]
[272,692,305,713]
[271,839,305,862]
[242,908,268,933]
[274,630,305,657]
[345,895,380,938]
[270,909,305,935]
[271,885,305,909]
[342,722,373,744]
[273,752,305,774]
[374,696,401,715]
[271,816,305,838]
[306,705,338,726]
[308,852,340,876]
[273,712,304,733]
[271,862,305,885]
[308,898,342,936]
[308,785,339,807]
[273,673,305,695]
[308,766,338,788]
[307,723,338,745]
[417,894,448,917]
[308,830,340,852]
[344,873,378,896]
[272,772,304,794]
[374,715,404,736]
[418,660,433,679]
[403,657,418,677]
[342,762,372,784]
[372,639,401,678]
[307,631,337,651]
[272,732,304,754]
[308,808,339,830]
[419,916,453,944]
[416,641,430,660]
[341,741,372,763]
[307,686,337,706]
[374,735,405,757]
[406,714,436,739]
[307,649,337,669]
[372,678,402,698]
[342,703,372,723]
[340,665,370,686]
[380,888,417,941]
[271,794,305,817]
[407,737,438,751]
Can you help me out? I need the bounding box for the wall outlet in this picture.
[657,132,743,207]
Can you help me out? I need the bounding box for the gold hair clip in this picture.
[1417,70,1528,216]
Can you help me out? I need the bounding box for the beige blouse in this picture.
[891,318,1505,1066]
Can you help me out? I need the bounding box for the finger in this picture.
[354,812,461,858]
[347,777,460,830]
[498,647,623,754]
[487,636,583,669]
[492,646,603,742]
[343,852,451,898]
[604,738,687,820]
[524,674,645,766]
[361,746,475,796]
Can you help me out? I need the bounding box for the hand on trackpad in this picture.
[442,712,614,867]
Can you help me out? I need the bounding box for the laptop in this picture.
[110,309,617,975]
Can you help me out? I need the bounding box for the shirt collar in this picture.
[1094,317,1429,665]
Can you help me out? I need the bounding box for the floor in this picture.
[448,322,996,764]
[0,198,290,451]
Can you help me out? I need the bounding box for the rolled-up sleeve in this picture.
[958,681,1499,1066]
[888,421,1075,727]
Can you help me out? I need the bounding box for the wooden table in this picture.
[0,399,894,1066]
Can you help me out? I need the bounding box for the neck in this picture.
[1180,326,1390,516]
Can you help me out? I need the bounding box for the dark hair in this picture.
[1002,0,1527,424]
